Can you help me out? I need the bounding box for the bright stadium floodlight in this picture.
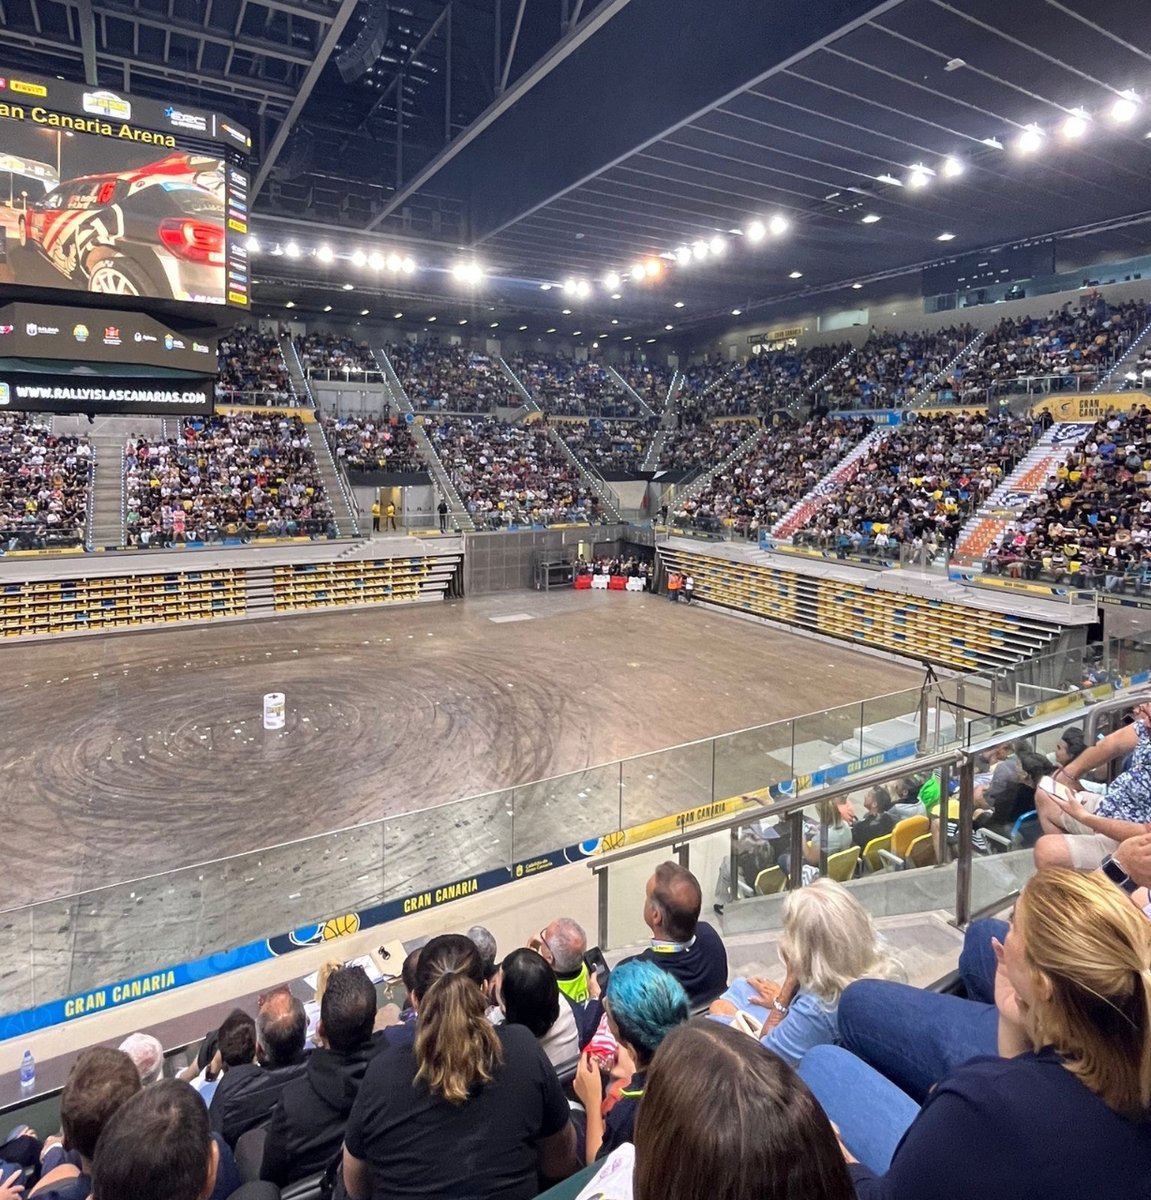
[692,240,708,260]
[246,235,260,253]
[746,221,766,243]
[401,257,416,274]
[285,241,301,258]
[386,254,401,271]
[675,246,691,265]
[576,279,591,297]
[452,262,484,285]
[861,213,881,224]
[709,236,726,256]
[1061,108,1089,139]
[367,251,384,270]
[1015,124,1044,153]
[604,271,621,290]
[1111,90,1139,123]
[941,155,965,178]
[351,249,367,267]
[907,164,932,189]
[644,258,661,277]
[731,308,742,315]
[563,279,578,295]
[630,262,646,281]
[316,245,334,263]
[769,214,789,235]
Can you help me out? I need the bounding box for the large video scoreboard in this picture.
[0,68,250,309]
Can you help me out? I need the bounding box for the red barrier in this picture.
[573,575,592,589]
[608,575,627,590]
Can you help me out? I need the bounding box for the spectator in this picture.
[32,1048,141,1200]
[341,933,579,1200]
[572,960,689,1163]
[118,1033,164,1086]
[621,862,728,1006]
[182,1010,257,1108]
[209,990,308,1148]
[798,869,1151,1194]
[0,415,90,549]
[852,786,896,849]
[630,1020,854,1200]
[260,966,379,1187]
[467,925,499,982]
[91,1080,261,1200]
[216,328,295,406]
[323,415,421,475]
[398,947,421,1025]
[708,880,902,1065]
[390,344,520,413]
[531,917,590,1003]
[494,949,579,1071]
[1034,699,1151,869]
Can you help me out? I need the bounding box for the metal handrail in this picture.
[1085,690,1151,740]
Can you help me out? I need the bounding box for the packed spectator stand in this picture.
[657,417,758,472]
[794,412,1034,557]
[679,343,849,418]
[124,413,335,546]
[985,406,1151,589]
[557,419,654,476]
[509,354,645,417]
[0,414,91,550]
[617,362,676,409]
[388,343,520,412]
[295,333,377,375]
[321,414,423,475]
[673,415,869,535]
[430,416,596,527]
[216,328,297,407]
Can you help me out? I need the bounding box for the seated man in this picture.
[261,966,380,1187]
[32,1048,141,1200]
[91,1081,268,1200]
[1034,701,1151,871]
[852,786,896,851]
[118,1033,165,1086]
[530,917,590,1003]
[621,862,728,1007]
[182,1010,258,1108]
[209,990,308,1148]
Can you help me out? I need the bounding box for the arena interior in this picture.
[1,0,1151,1196]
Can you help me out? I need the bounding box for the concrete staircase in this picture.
[1091,316,1151,392]
[908,330,987,408]
[769,427,886,540]
[955,422,1088,562]
[670,423,766,509]
[304,420,360,536]
[375,349,475,532]
[544,426,624,522]
[497,357,540,418]
[281,335,312,406]
[641,371,682,471]
[605,365,657,418]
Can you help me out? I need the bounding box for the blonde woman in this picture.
[799,869,1151,1195]
[708,879,902,1065]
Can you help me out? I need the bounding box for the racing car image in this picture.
[0,153,58,237]
[15,152,227,302]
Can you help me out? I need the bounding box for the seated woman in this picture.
[493,948,579,1072]
[628,1021,855,1200]
[341,934,579,1200]
[1034,700,1151,870]
[707,879,903,1065]
[798,869,1151,1195]
[571,960,689,1163]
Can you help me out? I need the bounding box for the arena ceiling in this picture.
[2,0,1151,342]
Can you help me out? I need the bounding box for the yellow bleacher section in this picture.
[659,547,1063,670]
[272,555,459,610]
[0,570,244,639]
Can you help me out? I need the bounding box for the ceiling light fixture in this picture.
[393,312,403,318]
[351,249,367,267]
[1111,89,1139,123]
[746,220,766,243]
[459,319,468,325]
[623,335,633,341]
[937,231,956,241]
[490,322,499,328]
[563,279,578,295]
[789,270,803,279]
[875,173,903,187]
[731,308,742,316]
[674,246,691,265]
[709,236,726,256]
[284,300,295,308]
[316,245,334,263]
[768,214,789,236]
[540,283,552,291]
[664,323,674,331]
[518,325,528,331]
[851,282,863,289]
[1061,108,1090,139]
[611,293,622,300]
[692,240,709,260]
[361,308,370,316]
[644,258,661,276]
[941,155,964,177]
[366,251,383,270]
[562,308,572,315]
[284,241,301,258]
[246,235,260,253]
[323,304,332,312]
[604,271,621,290]
[861,213,881,224]
[576,279,592,297]
[630,263,646,281]
[427,316,437,322]
[572,330,582,335]
[1015,123,1044,153]
[546,327,557,333]
[981,136,1004,150]
[907,163,932,189]
[674,301,685,308]
[385,253,402,271]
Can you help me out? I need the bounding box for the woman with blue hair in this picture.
[572,959,689,1164]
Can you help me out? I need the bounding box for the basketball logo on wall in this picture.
[266,912,361,956]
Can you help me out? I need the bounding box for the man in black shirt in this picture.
[852,786,897,851]
[261,966,379,1187]
[209,991,308,1148]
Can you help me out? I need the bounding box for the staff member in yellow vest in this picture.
[371,499,381,533]
[385,500,397,531]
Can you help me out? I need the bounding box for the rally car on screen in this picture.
[16,152,227,302]
[0,154,58,235]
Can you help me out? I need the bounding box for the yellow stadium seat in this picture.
[754,866,786,896]
[826,845,861,882]
[906,833,938,869]
[862,834,892,873]
[891,815,929,857]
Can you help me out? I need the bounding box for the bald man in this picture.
[619,862,728,1006]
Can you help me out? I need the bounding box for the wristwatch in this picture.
[1101,854,1139,896]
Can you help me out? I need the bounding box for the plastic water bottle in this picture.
[18,1050,34,1089]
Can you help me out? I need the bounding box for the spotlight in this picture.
[518,325,527,331]
[861,213,881,224]
[1111,90,1139,123]
[674,246,691,265]
[907,164,932,189]
[284,300,295,308]
[630,263,646,281]
[851,282,863,289]
[576,280,591,297]
[572,330,582,336]
[1062,108,1089,139]
[459,319,467,325]
[491,322,499,328]
[1015,124,1043,153]
[611,293,622,300]
[394,312,403,318]
[400,257,416,274]
[941,156,965,177]
[361,308,370,315]
[246,235,260,253]
[789,270,803,279]
[546,327,557,334]
[284,241,301,258]
[709,236,726,256]
[386,254,401,271]
[562,308,572,315]
[452,262,484,284]
[731,308,742,316]
[664,324,674,331]
[768,214,789,235]
[644,258,661,276]
[427,315,437,322]
[367,251,384,270]
[323,304,332,312]
[604,271,621,290]
[937,232,956,241]
[563,279,578,295]
[540,283,552,291]
[691,241,708,260]
[673,301,685,308]
[351,249,367,267]
[316,245,334,263]
[746,221,766,243]
[342,282,354,290]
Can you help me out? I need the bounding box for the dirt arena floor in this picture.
[0,590,920,1007]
